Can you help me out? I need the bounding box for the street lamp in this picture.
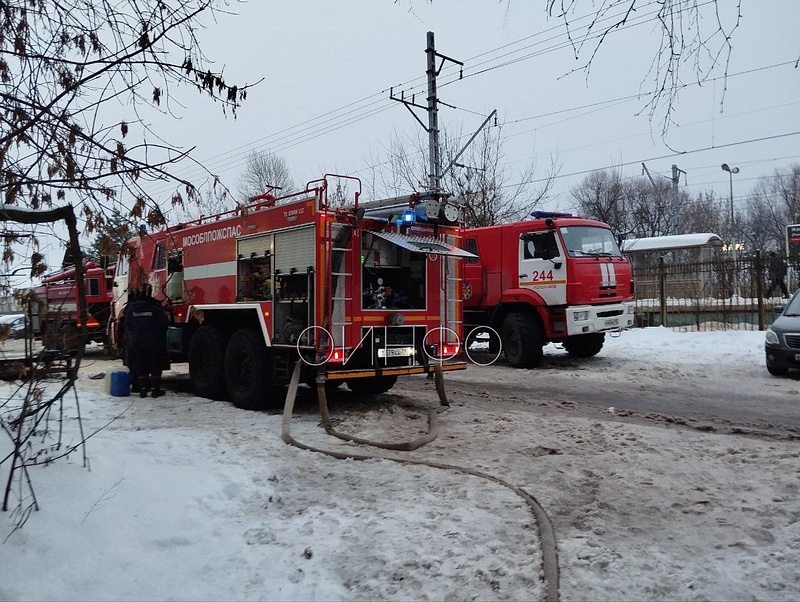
[721,163,740,298]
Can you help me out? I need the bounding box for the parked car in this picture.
[0,314,26,340]
[765,291,800,376]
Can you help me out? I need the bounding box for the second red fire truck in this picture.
[35,261,115,350]
[462,211,635,368]
[110,175,473,409]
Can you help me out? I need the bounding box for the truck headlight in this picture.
[574,311,589,322]
[765,328,779,346]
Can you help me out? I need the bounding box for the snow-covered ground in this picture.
[1,327,799,601]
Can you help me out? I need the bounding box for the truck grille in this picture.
[784,333,800,349]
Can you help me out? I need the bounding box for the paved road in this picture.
[426,355,800,438]
[10,336,797,438]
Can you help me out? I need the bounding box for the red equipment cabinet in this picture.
[35,261,115,349]
[462,212,635,368]
[110,175,473,409]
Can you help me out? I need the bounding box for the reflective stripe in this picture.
[600,263,617,287]
[184,261,237,280]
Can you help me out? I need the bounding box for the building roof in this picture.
[621,233,723,253]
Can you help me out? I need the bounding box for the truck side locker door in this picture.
[519,230,567,305]
[462,237,483,305]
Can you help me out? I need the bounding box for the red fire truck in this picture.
[110,175,473,409]
[35,261,115,349]
[462,211,635,368]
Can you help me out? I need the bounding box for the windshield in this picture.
[559,226,622,258]
[782,291,800,316]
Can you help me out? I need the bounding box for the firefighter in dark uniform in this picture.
[123,287,141,392]
[124,285,169,397]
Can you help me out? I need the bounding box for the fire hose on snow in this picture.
[280,361,561,602]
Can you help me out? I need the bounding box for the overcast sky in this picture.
[142,0,800,221]
[14,1,800,279]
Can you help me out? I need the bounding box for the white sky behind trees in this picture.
[142,1,800,222]
[14,1,800,278]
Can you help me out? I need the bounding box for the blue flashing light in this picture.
[397,209,416,226]
[530,210,573,219]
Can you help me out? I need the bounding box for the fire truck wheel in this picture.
[224,328,271,411]
[562,333,605,358]
[189,325,227,400]
[501,311,543,368]
[346,375,398,395]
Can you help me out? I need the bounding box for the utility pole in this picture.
[642,163,685,235]
[391,31,463,192]
[671,164,686,227]
[426,31,441,192]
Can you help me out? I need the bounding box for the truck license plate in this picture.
[604,318,619,327]
[379,347,414,358]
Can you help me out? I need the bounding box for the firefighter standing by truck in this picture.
[124,285,169,398]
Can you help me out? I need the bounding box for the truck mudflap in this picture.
[565,302,635,336]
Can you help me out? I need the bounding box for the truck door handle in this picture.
[519,273,528,278]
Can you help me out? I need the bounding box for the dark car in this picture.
[766,291,800,376]
[0,314,25,340]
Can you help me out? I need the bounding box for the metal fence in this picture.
[631,251,787,332]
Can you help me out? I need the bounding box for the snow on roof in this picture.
[621,233,723,253]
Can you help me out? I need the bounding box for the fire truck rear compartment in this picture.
[118,178,470,408]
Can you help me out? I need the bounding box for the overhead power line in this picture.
[148,0,700,199]
[149,0,761,205]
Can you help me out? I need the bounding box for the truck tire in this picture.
[501,311,543,368]
[189,325,227,400]
[224,328,272,411]
[347,375,398,395]
[563,333,605,358]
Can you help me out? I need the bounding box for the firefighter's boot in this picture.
[139,376,150,398]
[151,378,164,398]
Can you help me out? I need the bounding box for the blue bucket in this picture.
[109,370,131,397]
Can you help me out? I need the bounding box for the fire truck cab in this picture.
[463,211,635,368]
[111,175,472,409]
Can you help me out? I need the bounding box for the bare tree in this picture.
[236,151,297,203]
[418,1,741,127]
[548,1,741,128]
[747,164,800,252]
[171,151,296,222]
[572,169,702,238]
[681,191,724,236]
[372,123,557,227]
[570,169,630,234]
[0,0,252,522]
[1,0,254,273]
[627,177,680,238]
